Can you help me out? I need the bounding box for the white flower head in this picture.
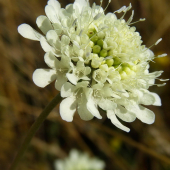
[54,149,105,170]
[18,0,168,132]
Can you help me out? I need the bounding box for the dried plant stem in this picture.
[9,93,62,170]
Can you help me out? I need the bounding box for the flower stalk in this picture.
[9,93,62,170]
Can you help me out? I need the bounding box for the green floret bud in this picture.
[87,28,95,38]
[91,35,98,43]
[97,31,105,39]
[99,49,108,57]
[113,57,121,65]
[123,67,132,75]
[93,45,101,54]
[97,39,103,47]
[108,50,114,56]
[106,59,114,67]
[120,71,127,80]
[122,63,130,67]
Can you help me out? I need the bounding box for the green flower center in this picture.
[87,28,138,80]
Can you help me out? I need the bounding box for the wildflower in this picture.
[54,149,105,170]
[18,0,168,132]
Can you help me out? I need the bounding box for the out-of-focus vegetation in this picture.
[0,0,170,170]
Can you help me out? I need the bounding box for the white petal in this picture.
[115,105,136,122]
[140,91,155,105]
[45,5,60,23]
[52,23,62,35]
[36,15,53,34]
[32,69,57,88]
[74,0,89,12]
[107,110,130,132]
[128,105,155,124]
[61,35,70,46]
[139,90,161,106]
[46,30,59,47]
[138,105,155,124]
[59,96,76,122]
[55,74,67,91]
[40,37,54,52]
[87,97,102,119]
[61,82,75,98]
[44,52,58,68]
[65,4,74,14]
[18,24,42,41]
[47,0,61,12]
[77,93,94,121]
[66,73,78,85]
[150,92,161,106]
[98,99,117,111]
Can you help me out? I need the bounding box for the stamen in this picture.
[156,83,166,87]
[104,0,111,12]
[148,38,163,49]
[155,53,167,58]
[72,18,77,27]
[120,3,132,19]
[155,38,162,45]
[79,29,83,36]
[73,41,80,48]
[86,52,91,57]
[129,18,145,25]
[159,78,169,81]
[127,10,134,24]
[114,6,126,13]
[94,13,102,20]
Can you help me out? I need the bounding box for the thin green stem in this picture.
[9,93,62,170]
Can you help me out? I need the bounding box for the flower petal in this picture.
[87,97,102,119]
[55,74,67,91]
[44,52,59,68]
[45,5,60,23]
[32,69,57,88]
[18,24,42,41]
[151,92,161,106]
[127,104,155,124]
[139,90,155,105]
[74,0,89,12]
[115,105,136,122]
[47,0,61,12]
[60,96,76,122]
[137,105,155,124]
[98,99,117,111]
[61,35,70,46]
[107,110,130,132]
[36,15,53,34]
[61,82,75,98]
[77,93,94,121]
[46,30,59,47]
[40,37,54,52]
[66,73,78,85]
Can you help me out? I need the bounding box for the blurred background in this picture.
[0,0,170,170]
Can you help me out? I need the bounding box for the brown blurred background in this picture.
[0,0,170,170]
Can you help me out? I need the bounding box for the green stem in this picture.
[9,93,62,170]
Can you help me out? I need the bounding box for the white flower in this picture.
[18,0,168,132]
[54,149,105,170]
[33,52,71,90]
[66,61,91,85]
